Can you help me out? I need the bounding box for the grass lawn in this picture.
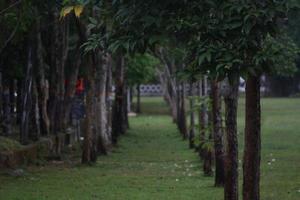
[0,97,299,200]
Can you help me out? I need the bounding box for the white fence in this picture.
[138,80,265,97]
[139,84,163,96]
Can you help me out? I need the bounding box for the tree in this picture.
[223,78,239,200]
[60,2,299,199]
[112,53,127,143]
[127,53,158,113]
[211,80,225,186]
[61,1,114,162]
[266,12,300,97]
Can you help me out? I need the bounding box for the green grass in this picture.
[132,96,171,115]
[246,98,300,200]
[0,97,299,199]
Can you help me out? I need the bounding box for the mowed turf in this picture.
[0,97,299,200]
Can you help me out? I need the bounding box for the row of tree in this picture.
[0,1,130,163]
[1,1,299,200]
[62,1,300,200]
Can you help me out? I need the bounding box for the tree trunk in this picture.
[49,11,69,135]
[130,86,133,104]
[30,79,40,141]
[95,53,110,155]
[63,48,81,130]
[81,83,95,164]
[35,18,50,136]
[211,80,225,187]
[105,54,113,145]
[179,82,188,139]
[203,149,213,176]
[37,79,50,137]
[112,54,126,144]
[16,79,22,125]
[2,82,12,136]
[199,78,207,159]
[123,61,129,131]
[123,84,129,131]
[224,79,239,200]
[159,69,177,122]
[155,50,178,122]
[0,73,2,127]
[82,56,97,164]
[56,16,69,133]
[203,99,213,176]
[243,75,261,200]
[203,145,213,176]
[176,82,182,134]
[20,48,33,145]
[136,84,141,113]
[127,87,131,113]
[9,79,16,119]
[189,82,195,148]
[62,22,84,130]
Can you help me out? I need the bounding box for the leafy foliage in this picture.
[258,34,299,76]
[127,53,159,86]
[61,5,84,18]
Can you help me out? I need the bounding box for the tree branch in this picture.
[0,17,20,56]
[0,0,22,16]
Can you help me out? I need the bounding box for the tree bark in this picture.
[105,54,113,145]
[35,18,50,136]
[243,75,261,200]
[56,15,69,132]
[158,68,177,122]
[203,99,213,176]
[63,45,81,130]
[62,17,85,131]
[9,79,16,118]
[0,71,3,132]
[20,48,33,145]
[122,58,129,130]
[112,54,126,144]
[0,72,2,126]
[199,78,207,159]
[224,79,239,200]
[203,144,213,176]
[49,11,69,135]
[176,82,182,133]
[127,87,131,113]
[179,82,188,139]
[30,79,40,141]
[123,74,129,131]
[95,53,110,155]
[211,80,225,187]
[189,82,195,149]
[136,84,141,113]
[2,82,12,136]
[16,79,22,125]
[155,49,178,122]
[81,83,95,164]
[82,56,97,164]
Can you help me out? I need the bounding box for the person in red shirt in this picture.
[76,78,84,96]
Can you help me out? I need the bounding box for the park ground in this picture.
[0,97,299,200]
